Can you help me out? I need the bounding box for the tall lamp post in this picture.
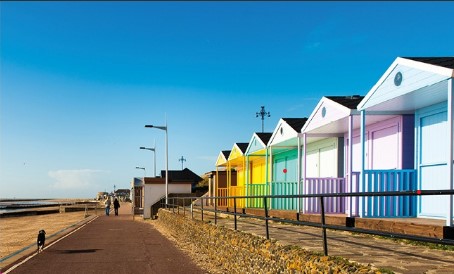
[256,106,270,133]
[145,122,168,206]
[135,166,146,177]
[140,144,156,177]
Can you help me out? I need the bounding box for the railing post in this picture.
[201,198,204,222]
[214,197,217,225]
[191,199,194,219]
[320,196,328,256]
[234,197,237,230]
[264,196,270,240]
[172,198,175,213]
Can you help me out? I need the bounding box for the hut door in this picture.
[418,108,447,217]
[370,124,399,169]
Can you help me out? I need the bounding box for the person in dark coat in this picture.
[113,198,120,216]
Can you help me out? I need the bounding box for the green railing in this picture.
[246,183,268,208]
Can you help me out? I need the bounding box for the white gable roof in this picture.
[302,96,361,135]
[268,118,307,148]
[358,57,454,112]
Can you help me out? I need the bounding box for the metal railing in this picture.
[164,190,454,256]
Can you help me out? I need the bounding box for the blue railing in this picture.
[362,169,417,217]
[271,181,298,210]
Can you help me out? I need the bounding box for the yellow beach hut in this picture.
[244,132,272,208]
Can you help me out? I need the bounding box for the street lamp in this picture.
[135,166,146,177]
[140,143,156,177]
[178,156,186,170]
[256,106,271,133]
[145,122,168,206]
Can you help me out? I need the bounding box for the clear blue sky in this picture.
[1,1,453,198]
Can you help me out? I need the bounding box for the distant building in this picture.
[161,168,203,191]
[131,168,203,219]
[115,189,131,202]
[96,192,108,200]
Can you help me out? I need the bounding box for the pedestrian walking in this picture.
[105,197,111,216]
[113,197,120,216]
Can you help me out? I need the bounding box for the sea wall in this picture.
[157,209,378,273]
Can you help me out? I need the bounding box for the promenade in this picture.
[5,204,206,274]
[186,209,454,274]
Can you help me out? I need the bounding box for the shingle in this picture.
[235,143,249,154]
[282,118,308,131]
[404,57,454,69]
[221,150,231,159]
[161,168,202,182]
[326,95,364,109]
[255,132,272,145]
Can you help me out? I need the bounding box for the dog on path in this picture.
[37,230,46,253]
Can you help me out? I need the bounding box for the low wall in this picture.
[157,209,377,273]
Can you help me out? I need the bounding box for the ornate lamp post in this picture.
[178,156,186,170]
[256,106,270,133]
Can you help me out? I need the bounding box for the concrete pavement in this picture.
[5,204,206,274]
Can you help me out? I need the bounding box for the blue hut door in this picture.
[417,106,448,218]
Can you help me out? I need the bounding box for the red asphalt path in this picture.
[6,203,206,274]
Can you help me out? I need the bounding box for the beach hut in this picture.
[244,132,272,208]
[215,150,235,207]
[301,95,364,216]
[357,57,454,225]
[226,142,249,207]
[268,118,308,210]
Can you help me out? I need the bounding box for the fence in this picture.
[246,183,268,208]
[304,172,360,215]
[363,169,417,217]
[165,189,454,256]
[271,181,298,210]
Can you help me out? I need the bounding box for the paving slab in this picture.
[187,209,454,274]
[6,204,206,274]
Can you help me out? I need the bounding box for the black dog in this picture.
[37,230,46,253]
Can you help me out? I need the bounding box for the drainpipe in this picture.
[302,133,307,214]
[297,135,301,212]
[215,167,219,207]
[348,114,354,217]
[448,78,453,226]
[269,147,273,210]
[360,110,366,218]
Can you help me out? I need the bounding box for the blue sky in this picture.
[1,1,454,198]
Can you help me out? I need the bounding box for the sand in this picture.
[0,210,97,259]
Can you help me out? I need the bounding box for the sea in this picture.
[0,199,61,215]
